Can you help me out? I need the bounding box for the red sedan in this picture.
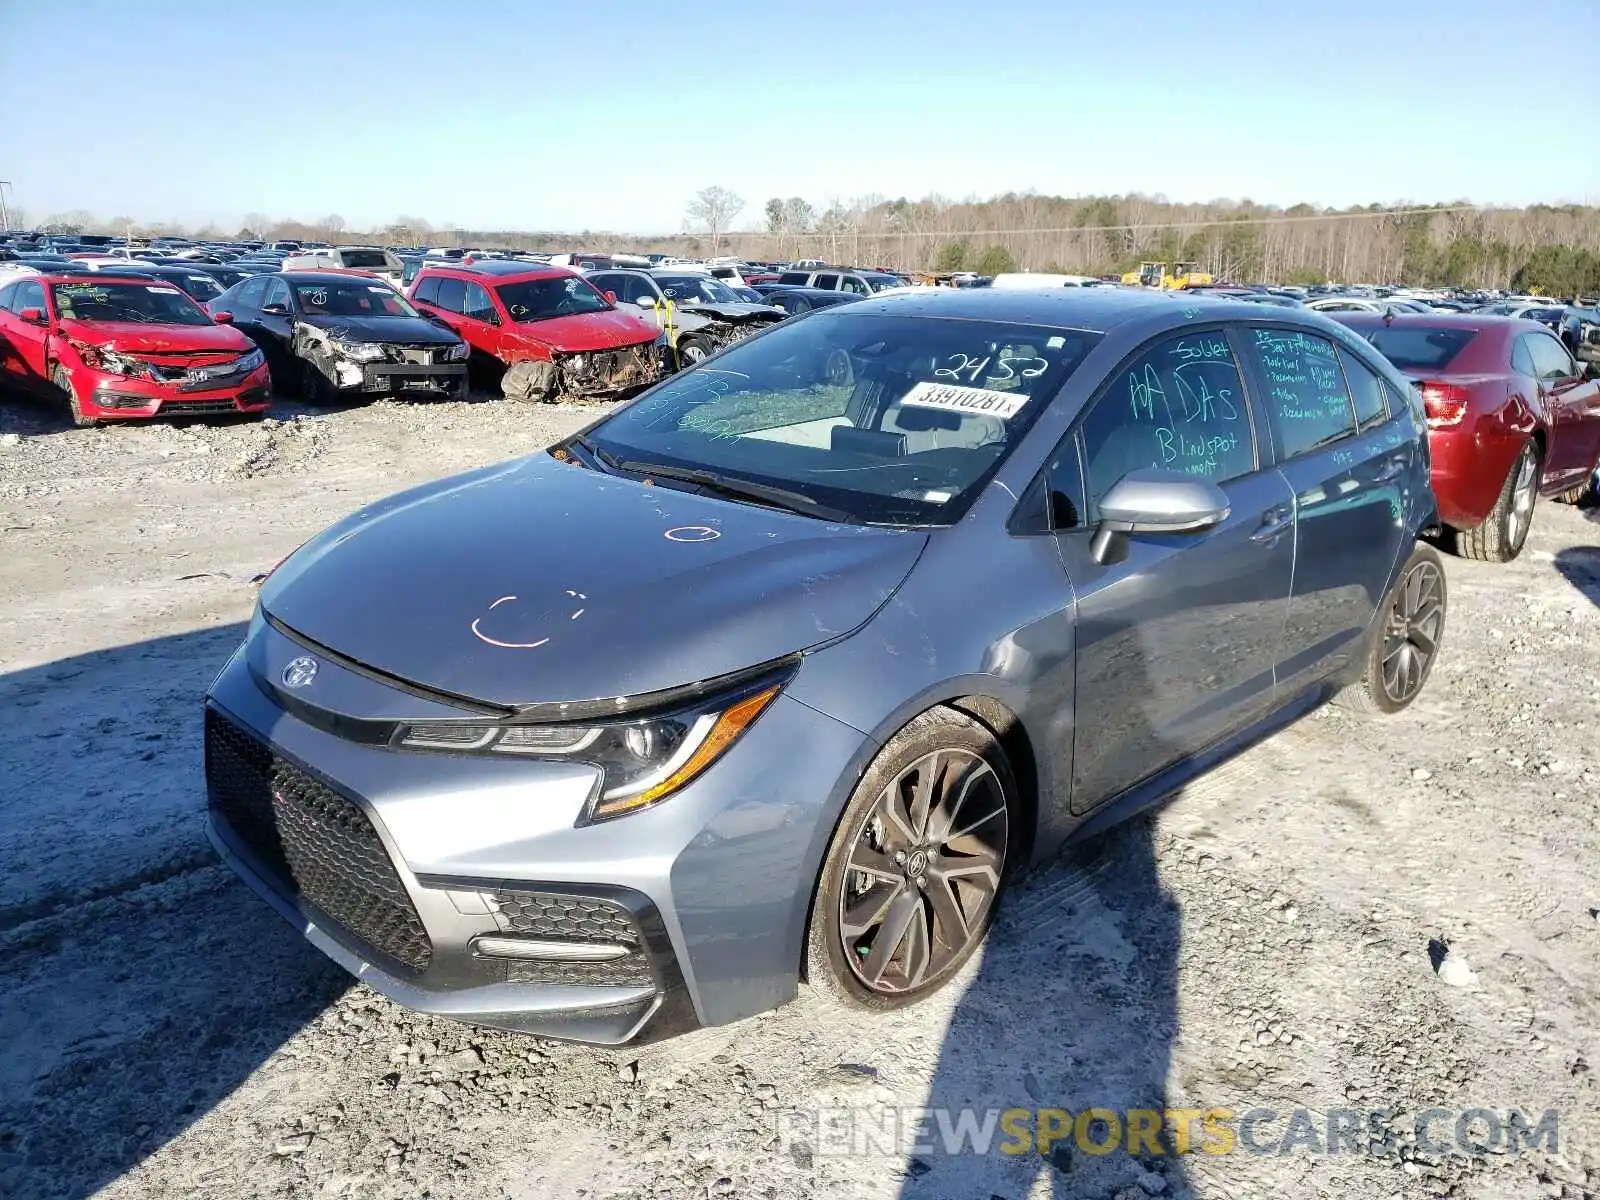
[0,273,270,425]
[1335,313,1600,561]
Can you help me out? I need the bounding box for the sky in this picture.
[2,0,1596,235]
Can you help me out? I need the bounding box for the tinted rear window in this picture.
[1359,327,1477,371]
[340,250,390,269]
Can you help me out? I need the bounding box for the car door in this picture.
[0,280,28,386]
[1238,325,1414,696]
[1051,326,1295,813]
[459,280,505,358]
[0,279,53,390]
[1524,329,1600,484]
[428,277,468,338]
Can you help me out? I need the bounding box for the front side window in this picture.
[587,312,1098,525]
[813,273,840,290]
[839,275,870,295]
[1078,329,1255,514]
[495,275,610,322]
[50,281,210,326]
[233,276,267,309]
[462,282,498,323]
[1247,327,1356,458]
[13,280,46,313]
[1338,348,1390,428]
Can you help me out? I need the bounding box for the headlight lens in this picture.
[332,339,387,363]
[442,341,469,361]
[236,348,265,372]
[395,673,788,821]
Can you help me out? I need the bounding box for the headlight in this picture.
[331,340,387,363]
[236,348,265,372]
[395,670,790,821]
[442,341,469,361]
[70,340,145,376]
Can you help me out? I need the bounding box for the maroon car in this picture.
[1335,314,1600,561]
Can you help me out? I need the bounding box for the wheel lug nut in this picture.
[894,851,906,864]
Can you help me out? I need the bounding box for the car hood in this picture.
[260,455,927,707]
[299,312,461,346]
[57,319,254,354]
[508,307,661,352]
[678,301,785,322]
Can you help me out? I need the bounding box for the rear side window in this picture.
[1525,332,1576,381]
[412,275,441,306]
[233,276,267,308]
[434,277,467,314]
[1338,348,1390,428]
[1248,328,1355,458]
[1078,329,1255,513]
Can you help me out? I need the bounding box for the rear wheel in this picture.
[50,364,96,428]
[1335,542,1447,715]
[803,708,1016,1010]
[1457,440,1538,562]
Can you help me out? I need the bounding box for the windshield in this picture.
[655,275,743,305]
[495,275,610,322]
[586,312,1098,525]
[174,273,224,301]
[51,281,211,326]
[1358,326,1477,371]
[291,279,417,317]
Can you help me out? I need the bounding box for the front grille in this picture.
[395,347,437,365]
[205,711,433,971]
[489,888,652,986]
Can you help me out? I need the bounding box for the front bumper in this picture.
[351,360,467,396]
[79,363,273,419]
[202,616,871,1042]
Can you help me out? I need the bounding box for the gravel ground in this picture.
[2,387,1598,1200]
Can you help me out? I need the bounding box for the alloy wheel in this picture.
[1380,559,1445,704]
[838,749,1009,995]
[1508,448,1537,549]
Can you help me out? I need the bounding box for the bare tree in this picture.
[686,186,744,254]
[319,213,346,239]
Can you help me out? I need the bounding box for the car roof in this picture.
[1333,312,1531,333]
[41,273,186,287]
[836,285,1273,332]
[279,270,390,285]
[421,259,569,280]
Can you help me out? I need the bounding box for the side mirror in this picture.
[212,310,234,324]
[17,307,45,325]
[261,302,289,316]
[634,294,658,309]
[603,290,617,304]
[1090,469,1232,565]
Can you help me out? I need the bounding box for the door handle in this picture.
[1249,506,1291,543]
[1373,455,1407,483]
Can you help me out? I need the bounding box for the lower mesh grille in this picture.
[205,710,433,971]
[490,889,652,986]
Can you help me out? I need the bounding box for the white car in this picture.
[1305,297,1434,315]
[281,246,405,288]
[990,272,1103,289]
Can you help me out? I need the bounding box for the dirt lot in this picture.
[2,388,1598,1200]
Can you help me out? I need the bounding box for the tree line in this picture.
[20,190,1600,295]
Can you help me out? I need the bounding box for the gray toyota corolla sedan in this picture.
[205,287,1446,1044]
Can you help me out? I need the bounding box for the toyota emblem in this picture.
[281,656,319,689]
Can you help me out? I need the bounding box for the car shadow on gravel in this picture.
[0,387,75,436]
[898,818,1189,1200]
[1553,545,1600,607]
[0,626,350,1200]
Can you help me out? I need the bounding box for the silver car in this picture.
[205,288,1445,1044]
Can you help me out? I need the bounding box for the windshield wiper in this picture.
[565,433,622,473]
[613,460,857,523]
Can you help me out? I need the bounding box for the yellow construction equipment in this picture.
[1119,261,1215,289]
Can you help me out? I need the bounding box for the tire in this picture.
[298,359,341,407]
[50,364,95,428]
[676,335,713,369]
[803,707,1017,1011]
[1456,440,1538,562]
[500,358,557,403]
[1335,542,1447,716]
